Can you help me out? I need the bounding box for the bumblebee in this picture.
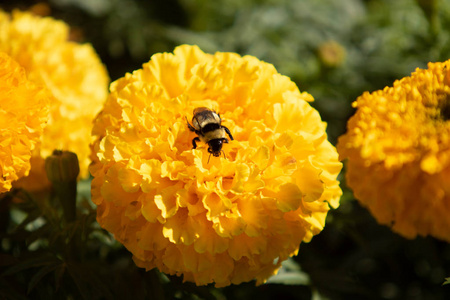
[186,107,233,159]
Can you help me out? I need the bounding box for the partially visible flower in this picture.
[29,3,51,17]
[338,60,450,241]
[318,40,346,68]
[0,52,49,193]
[91,45,342,286]
[0,10,109,185]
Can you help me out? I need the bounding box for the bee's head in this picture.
[207,138,228,157]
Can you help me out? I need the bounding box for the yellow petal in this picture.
[162,208,202,245]
[91,44,342,287]
[275,183,303,212]
[137,221,169,251]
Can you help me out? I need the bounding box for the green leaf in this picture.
[10,209,42,233]
[279,257,302,271]
[443,277,450,285]
[66,263,91,300]
[65,262,116,300]
[265,271,311,285]
[27,262,61,294]
[2,253,60,276]
[265,258,310,285]
[54,263,67,292]
[66,220,81,242]
[25,222,52,246]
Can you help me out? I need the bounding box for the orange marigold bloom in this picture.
[0,10,109,184]
[338,60,450,242]
[91,45,342,286]
[0,52,49,193]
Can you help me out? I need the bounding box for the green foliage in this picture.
[43,0,450,143]
[1,0,450,299]
[266,259,310,286]
[444,277,450,285]
[0,183,316,299]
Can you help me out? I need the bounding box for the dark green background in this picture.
[1,0,450,299]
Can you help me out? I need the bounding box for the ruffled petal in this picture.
[91,45,342,286]
[338,59,450,241]
[0,10,108,189]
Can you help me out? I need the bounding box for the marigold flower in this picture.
[0,10,109,183]
[318,40,346,68]
[338,60,450,242]
[90,45,342,286]
[0,52,49,193]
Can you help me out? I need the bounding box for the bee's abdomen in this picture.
[201,128,226,142]
[193,110,221,130]
[201,123,221,134]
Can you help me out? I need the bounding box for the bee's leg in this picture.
[192,137,200,149]
[222,126,234,140]
[207,153,212,164]
[186,117,196,132]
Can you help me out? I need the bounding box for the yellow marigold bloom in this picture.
[338,60,450,242]
[91,45,342,286]
[0,52,49,193]
[318,40,346,68]
[0,10,109,182]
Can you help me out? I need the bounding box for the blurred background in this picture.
[1,0,450,299]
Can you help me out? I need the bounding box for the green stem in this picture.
[53,180,77,223]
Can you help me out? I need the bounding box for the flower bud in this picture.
[45,150,79,223]
[45,150,80,183]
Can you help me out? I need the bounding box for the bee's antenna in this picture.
[207,153,212,164]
